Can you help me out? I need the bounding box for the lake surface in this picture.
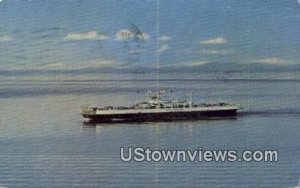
[0,73,299,187]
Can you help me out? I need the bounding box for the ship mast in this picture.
[155,0,160,108]
[156,0,160,93]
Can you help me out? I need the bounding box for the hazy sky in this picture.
[0,0,300,72]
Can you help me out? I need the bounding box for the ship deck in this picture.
[82,106,239,122]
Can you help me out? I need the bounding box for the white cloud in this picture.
[0,35,13,42]
[13,62,66,70]
[129,49,144,55]
[142,33,150,40]
[86,59,117,68]
[158,35,172,42]
[115,29,149,41]
[199,49,234,55]
[65,59,117,70]
[157,44,170,53]
[115,29,131,41]
[171,61,210,67]
[43,62,64,68]
[64,31,109,41]
[251,58,290,65]
[33,59,117,70]
[199,37,227,45]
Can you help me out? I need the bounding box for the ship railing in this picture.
[81,107,97,115]
[94,106,131,110]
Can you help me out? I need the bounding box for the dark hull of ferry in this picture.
[82,109,238,123]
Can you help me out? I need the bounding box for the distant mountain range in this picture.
[159,62,300,73]
[1,62,300,76]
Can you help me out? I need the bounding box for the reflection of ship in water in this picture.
[81,91,242,123]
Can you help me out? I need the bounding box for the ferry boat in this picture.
[81,91,242,122]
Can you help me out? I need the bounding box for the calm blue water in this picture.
[0,73,299,187]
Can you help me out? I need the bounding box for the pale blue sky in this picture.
[0,0,300,73]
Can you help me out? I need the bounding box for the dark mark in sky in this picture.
[129,24,145,43]
[121,23,146,63]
